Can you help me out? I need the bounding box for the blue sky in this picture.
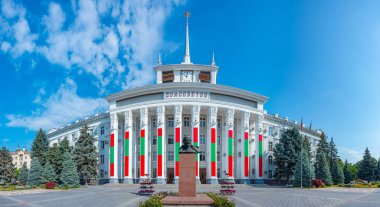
[1,0,379,163]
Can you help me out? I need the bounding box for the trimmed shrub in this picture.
[321,183,326,188]
[45,181,56,189]
[207,193,235,207]
[312,179,323,188]
[138,194,166,207]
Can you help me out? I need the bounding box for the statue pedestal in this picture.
[162,152,213,206]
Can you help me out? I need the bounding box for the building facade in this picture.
[48,14,322,184]
[11,147,31,169]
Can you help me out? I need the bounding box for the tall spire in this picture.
[211,51,215,66]
[157,53,162,65]
[182,11,192,64]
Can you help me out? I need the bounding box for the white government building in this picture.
[48,13,322,184]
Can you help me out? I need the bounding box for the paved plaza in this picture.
[1,184,380,207]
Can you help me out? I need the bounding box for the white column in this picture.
[109,113,119,183]
[255,114,264,183]
[174,105,182,183]
[140,108,149,179]
[208,106,218,184]
[156,106,166,183]
[191,105,201,183]
[123,110,133,183]
[241,111,251,183]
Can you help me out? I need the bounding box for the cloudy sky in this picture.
[1,0,379,163]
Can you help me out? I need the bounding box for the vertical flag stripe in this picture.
[259,134,263,177]
[124,131,129,177]
[140,129,145,176]
[158,155,162,177]
[244,132,249,177]
[157,128,163,177]
[228,129,233,177]
[211,127,216,177]
[175,127,180,176]
[193,127,199,176]
[110,133,114,177]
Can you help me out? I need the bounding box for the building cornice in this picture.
[154,64,219,72]
[105,82,269,104]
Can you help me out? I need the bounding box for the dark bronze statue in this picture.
[179,136,200,153]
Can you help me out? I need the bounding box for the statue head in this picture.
[183,136,191,147]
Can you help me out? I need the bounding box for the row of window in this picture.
[153,117,222,128]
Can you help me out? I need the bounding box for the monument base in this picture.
[109,178,119,184]
[122,178,133,184]
[162,194,214,205]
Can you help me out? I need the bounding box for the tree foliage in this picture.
[56,138,71,177]
[329,138,344,184]
[357,148,377,181]
[27,158,43,186]
[18,163,29,185]
[73,124,98,184]
[273,128,302,183]
[31,129,49,166]
[0,147,14,183]
[293,139,314,187]
[343,160,352,184]
[315,132,332,185]
[60,152,79,188]
[46,143,58,174]
[41,161,57,183]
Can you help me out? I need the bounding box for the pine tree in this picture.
[18,163,29,185]
[343,160,352,184]
[31,129,49,166]
[315,132,332,185]
[0,147,14,183]
[358,148,376,181]
[73,124,98,184]
[293,139,314,187]
[329,138,344,184]
[41,161,57,183]
[27,158,43,187]
[60,152,79,188]
[56,138,71,178]
[46,143,58,174]
[273,128,302,183]
[329,138,338,170]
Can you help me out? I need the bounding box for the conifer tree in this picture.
[56,138,71,177]
[343,160,352,184]
[46,143,58,174]
[73,124,98,184]
[41,161,57,183]
[329,138,344,184]
[358,148,376,181]
[376,158,380,181]
[315,132,332,185]
[293,138,314,187]
[329,138,338,170]
[273,128,302,183]
[18,163,29,185]
[0,147,14,183]
[27,158,43,186]
[60,152,79,188]
[31,129,49,166]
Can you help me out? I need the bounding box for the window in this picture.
[269,155,273,165]
[168,135,174,144]
[100,126,105,135]
[152,118,157,128]
[217,168,221,178]
[200,152,206,161]
[101,141,105,150]
[217,118,221,129]
[269,170,273,179]
[168,117,174,127]
[153,168,157,178]
[152,151,157,161]
[269,126,273,136]
[200,117,206,127]
[200,135,206,145]
[100,155,104,164]
[217,136,221,145]
[137,136,140,145]
[217,151,221,161]
[268,141,273,151]
[184,117,190,127]
[168,151,174,161]
[153,135,157,145]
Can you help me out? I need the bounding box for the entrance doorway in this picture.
[200,168,207,184]
[167,168,174,184]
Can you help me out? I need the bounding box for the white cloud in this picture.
[7,78,108,131]
[339,147,363,163]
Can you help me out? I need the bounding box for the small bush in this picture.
[45,182,56,189]
[138,193,166,207]
[321,183,326,188]
[207,193,235,207]
[377,184,380,188]
[312,179,323,188]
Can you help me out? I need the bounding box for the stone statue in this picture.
[179,136,200,153]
